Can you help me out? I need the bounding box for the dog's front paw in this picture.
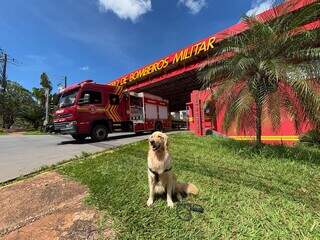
[147,198,154,207]
[167,201,174,208]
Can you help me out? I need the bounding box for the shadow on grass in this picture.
[183,161,319,210]
[214,137,320,166]
[177,137,320,210]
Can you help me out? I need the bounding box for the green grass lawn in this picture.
[59,133,320,239]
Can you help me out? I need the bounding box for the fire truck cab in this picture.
[53,80,170,141]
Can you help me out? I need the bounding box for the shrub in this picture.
[299,129,320,145]
[0,128,7,135]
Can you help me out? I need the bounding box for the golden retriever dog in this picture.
[147,131,198,208]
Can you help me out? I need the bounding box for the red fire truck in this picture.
[53,80,170,141]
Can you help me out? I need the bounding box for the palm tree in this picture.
[200,1,320,144]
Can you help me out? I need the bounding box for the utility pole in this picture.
[64,76,67,88]
[0,49,17,92]
[1,53,7,92]
[44,88,50,127]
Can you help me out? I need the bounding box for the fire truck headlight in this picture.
[66,121,77,127]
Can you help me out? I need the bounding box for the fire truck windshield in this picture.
[59,89,78,108]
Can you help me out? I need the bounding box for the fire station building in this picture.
[110,0,319,144]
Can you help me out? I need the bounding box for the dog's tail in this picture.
[176,182,199,195]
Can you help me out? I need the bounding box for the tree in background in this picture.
[200,2,320,144]
[32,72,52,109]
[40,72,52,92]
[0,81,36,129]
[0,73,55,130]
[30,72,55,127]
[19,102,44,129]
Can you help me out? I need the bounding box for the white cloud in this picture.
[246,0,275,16]
[179,0,206,14]
[98,0,152,22]
[80,66,89,71]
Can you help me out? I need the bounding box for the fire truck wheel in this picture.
[91,124,108,142]
[155,122,163,132]
[71,134,87,142]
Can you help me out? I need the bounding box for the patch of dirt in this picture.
[0,171,115,240]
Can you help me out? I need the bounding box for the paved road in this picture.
[0,132,154,183]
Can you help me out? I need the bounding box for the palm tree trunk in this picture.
[256,101,262,144]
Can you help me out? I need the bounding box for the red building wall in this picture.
[188,89,313,144]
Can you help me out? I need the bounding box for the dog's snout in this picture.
[150,140,155,144]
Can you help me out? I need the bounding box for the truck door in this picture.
[78,90,103,133]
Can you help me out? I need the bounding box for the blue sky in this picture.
[0,0,276,92]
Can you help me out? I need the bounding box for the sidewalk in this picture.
[0,171,114,240]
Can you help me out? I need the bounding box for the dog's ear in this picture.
[148,134,153,142]
[164,134,169,149]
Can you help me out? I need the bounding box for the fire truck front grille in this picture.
[54,122,69,130]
